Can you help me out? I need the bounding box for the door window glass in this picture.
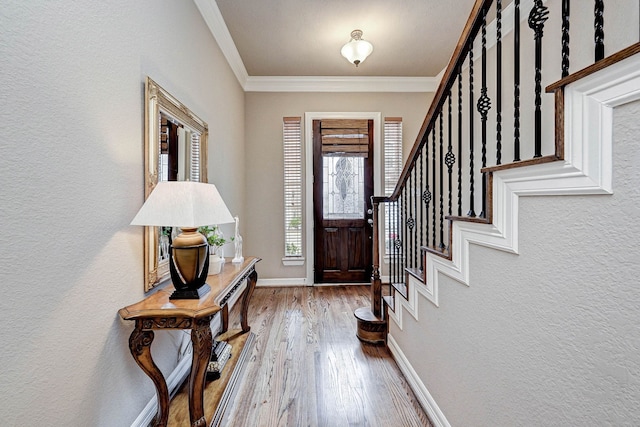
[322,156,364,219]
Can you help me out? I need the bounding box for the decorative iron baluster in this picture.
[514,0,521,162]
[457,67,463,216]
[395,198,403,284]
[385,201,398,283]
[477,7,491,219]
[411,168,417,267]
[402,186,407,277]
[423,131,432,248]
[386,199,392,283]
[419,149,424,262]
[562,0,570,77]
[407,169,413,267]
[496,0,503,165]
[432,126,437,246]
[439,111,445,250]
[446,93,455,219]
[595,0,604,61]
[468,46,477,217]
[529,0,549,159]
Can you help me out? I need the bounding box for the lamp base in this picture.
[170,283,211,300]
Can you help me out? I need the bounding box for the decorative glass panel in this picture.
[323,156,364,219]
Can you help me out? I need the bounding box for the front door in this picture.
[313,119,374,283]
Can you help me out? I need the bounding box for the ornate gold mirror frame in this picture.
[143,77,208,291]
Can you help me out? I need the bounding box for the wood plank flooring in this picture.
[219,285,432,427]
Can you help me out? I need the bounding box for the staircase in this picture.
[356,0,640,346]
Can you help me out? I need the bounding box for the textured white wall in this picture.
[391,97,640,426]
[0,1,244,425]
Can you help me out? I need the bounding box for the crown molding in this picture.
[194,0,437,93]
[193,0,249,88]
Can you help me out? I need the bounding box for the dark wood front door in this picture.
[313,119,374,283]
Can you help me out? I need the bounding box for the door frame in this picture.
[304,112,382,285]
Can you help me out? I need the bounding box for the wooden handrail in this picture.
[392,0,493,200]
[546,42,640,93]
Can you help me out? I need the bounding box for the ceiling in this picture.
[211,0,477,80]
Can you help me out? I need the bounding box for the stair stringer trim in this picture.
[389,52,640,330]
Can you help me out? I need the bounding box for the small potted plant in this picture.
[198,225,226,274]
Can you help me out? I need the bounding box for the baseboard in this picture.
[387,333,452,427]
[257,278,307,287]
[258,278,380,287]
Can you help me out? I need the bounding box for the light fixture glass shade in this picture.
[131,181,234,299]
[131,181,234,228]
[341,29,373,67]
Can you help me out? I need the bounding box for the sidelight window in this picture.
[384,118,403,256]
[283,117,303,258]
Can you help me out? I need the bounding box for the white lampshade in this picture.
[341,29,373,67]
[131,181,234,228]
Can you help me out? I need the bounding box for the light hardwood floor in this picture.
[219,285,432,427]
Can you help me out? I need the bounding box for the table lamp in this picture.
[131,181,234,299]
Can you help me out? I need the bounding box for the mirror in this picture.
[143,77,208,291]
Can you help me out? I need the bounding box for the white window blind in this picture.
[384,118,403,256]
[283,117,303,257]
[190,131,201,182]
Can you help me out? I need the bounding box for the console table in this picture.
[119,256,260,427]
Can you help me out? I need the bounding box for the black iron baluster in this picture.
[477,7,491,219]
[423,131,432,249]
[446,93,455,219]
[432,125,437,247]
[595,0,604,61]
[496,0,503,165]
[387,201,392,285]
[411,168,417,267]
[393,198,399,284]
[562,0,570,77]
[439,111,445,250]
[419,149,424,261]
[407,169,413,268]
[397,198,402,282]
[392,199,398,284]
[416,168,420,266]
[407,169,412,268]
[514,0,521,162]
[388,202,395,283]
[457,67,463,216]
[529,0,549,159]
[402,187,407,277]
[468,46,477,217]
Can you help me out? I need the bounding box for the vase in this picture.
[209,254,223,275]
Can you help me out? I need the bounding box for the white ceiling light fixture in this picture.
[341,29,373,67]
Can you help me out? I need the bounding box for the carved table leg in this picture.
[129,325,169,427]
[240,268,258,332]
[188,317,213,427]
[221,303,229,334]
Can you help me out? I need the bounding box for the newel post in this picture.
[370,197,382,317]
[354,196,387,344]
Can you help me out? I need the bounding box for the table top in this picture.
[119,256,260,321]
